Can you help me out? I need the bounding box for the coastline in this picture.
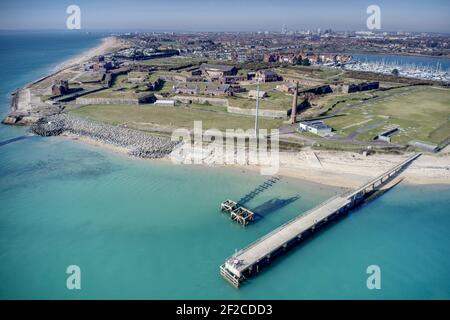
[2,35,126,125]
[59,132,450,189]
[54,36,125,71]
[19,36,124,90]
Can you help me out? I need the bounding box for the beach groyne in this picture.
[30,114,179,159]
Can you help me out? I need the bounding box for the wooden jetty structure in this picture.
[220,153,421,288]
[220,176,281,226]
[221,200,255,226]
[237,176,281,205]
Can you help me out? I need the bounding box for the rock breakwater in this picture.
[30,114,179,159]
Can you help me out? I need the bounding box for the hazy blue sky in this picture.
[0,0,449,33]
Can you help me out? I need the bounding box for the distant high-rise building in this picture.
[281,24,287,35]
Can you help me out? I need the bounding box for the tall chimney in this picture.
[290,82,299,124]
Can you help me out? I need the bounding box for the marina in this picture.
[343,54,450,82]
[220,153,422,288]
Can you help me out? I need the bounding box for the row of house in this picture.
[264,51,352,65]
[264,52,303,64]
[307,53,352,65]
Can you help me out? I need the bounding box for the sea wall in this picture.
[30,114,179,159]
[75,93,155,105]
[76,97,141,105]
[227,106,287,118]
[172,95,229,107]
[343,81,380,93]
[299,85,333,96]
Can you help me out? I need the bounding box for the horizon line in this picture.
[0,28,449,35]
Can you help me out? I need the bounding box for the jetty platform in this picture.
[221,200,255,226]
[220,153,421,288]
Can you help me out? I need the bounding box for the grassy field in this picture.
[82,88,141,99]
[84,72,175,99]
[32,71,79,90]
[275,66,343,81]
[306,85,418,118]
[322,86,450,145]
[69,104,283,131]
[75,72,104,83]
[229,81,293,110]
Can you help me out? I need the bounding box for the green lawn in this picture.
[230,81,293,110]
[275,66,343,80]
[32,71,79,90]
[82,88,142,99]
[75,72,104,83]
[111,74,137,89]
[158,80,174,94]
[322,86,450,145]
[69,104,283,131]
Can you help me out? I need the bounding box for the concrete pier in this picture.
[220,153,421,288]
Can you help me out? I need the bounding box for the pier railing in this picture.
[230,153,421,261]
[221,152,422,287]
[345,153,421,199]
[229,194,342,260]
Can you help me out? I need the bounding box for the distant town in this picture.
[120,29,450,60]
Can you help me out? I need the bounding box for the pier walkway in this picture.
[220,153,421,288]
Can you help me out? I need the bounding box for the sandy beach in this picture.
[61,133,450,189]
[207,149,450,188]
[55,36,125,71]
[275,149,450,188]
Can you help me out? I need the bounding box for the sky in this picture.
[0,0,449,33]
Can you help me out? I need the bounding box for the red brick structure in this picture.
[51,80,69,96]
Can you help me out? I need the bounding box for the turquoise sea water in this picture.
[0,32,449,299]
